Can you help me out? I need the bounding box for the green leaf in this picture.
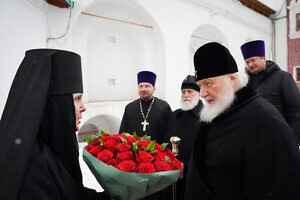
[145,141,155,152]
[164,156,171,164]
[122,132,131,137]
[161,143,168,150]
[92,135,98,141]
[132,131,137,138]
[164,156,170,162]
[147,136,151,141]
[85,136,93,144]
[140,135,148,141]
[132,141,139,153]
[120,136,128,143]
[99,139,104,147]
[151,150,158,154]
[100,130,110,137]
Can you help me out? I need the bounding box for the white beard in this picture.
[200,79,235,123]
[180,95,199,111]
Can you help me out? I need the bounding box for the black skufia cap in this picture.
[194,42,238,81]
[181,75,200,92]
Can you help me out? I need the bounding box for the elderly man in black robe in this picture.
[163,75,202,200]
[185,42,300,200]
[119,71,171,144]
[0,49,109,200]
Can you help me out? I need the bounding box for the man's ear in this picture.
[228,73,239,92]
[153,86,156,92]
[228,73,237,81]
[261,57,267,64]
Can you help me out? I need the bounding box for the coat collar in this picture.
[212,86,258,123]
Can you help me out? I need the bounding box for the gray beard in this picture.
[200,80,235,123]
[180,96,199,111]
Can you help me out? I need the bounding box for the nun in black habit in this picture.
[0,49,110,200]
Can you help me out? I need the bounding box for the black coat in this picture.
[166,101,202,162]
[159,101,203,200]
[119,97,171,144]
[185,87,300,200]
[248,60,300,141]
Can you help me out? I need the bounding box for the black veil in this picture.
[0,49,104,199]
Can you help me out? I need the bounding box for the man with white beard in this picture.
[185,42,300,200]
[163,75,202,200]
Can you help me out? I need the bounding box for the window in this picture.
[297,13,300,32]
[288,1,300,39]
[294,66,300,82]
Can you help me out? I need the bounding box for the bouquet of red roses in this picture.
[83,131,182,200]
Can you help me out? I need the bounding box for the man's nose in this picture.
[80,104,86,113]
[200,89,207,98]
[182,92,188,98]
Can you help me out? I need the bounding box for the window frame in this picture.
[293,66,300,83]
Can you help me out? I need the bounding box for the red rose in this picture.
[154,143,163,151]
[88,145,103,156]
[112,134,124,142]
[101,135,113,142]
[116,143,131,152]
[138,141,150,149]
[104,139,119,150]
[85,145,93,151]
[117,160,136,172]
[153,160,172,172]
[97,149,114,162]
[116,151,133,161]
[170,158,183,170]
[106,158,117,167]
[85,139,100,151]
[136,151,154,163]
[163,148,175,161]
[135,163,156,174]
[125,136,137,144]
[152,151,165,161]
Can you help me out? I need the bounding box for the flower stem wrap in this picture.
[83,148,181,200]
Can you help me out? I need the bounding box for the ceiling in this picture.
[237,0,277,17]
[46,0,70,8]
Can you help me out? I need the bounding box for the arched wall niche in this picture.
[72,0,166,102]
[189,24,229,74]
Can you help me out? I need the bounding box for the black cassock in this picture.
[0,49,109,200]
[185,87,300,200]
[161,101,203,200]
[119,97,171,144]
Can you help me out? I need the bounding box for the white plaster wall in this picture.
[274,0,288,71]
[0,0,275,117]
[0,0,47,118]
[136,0,272,109]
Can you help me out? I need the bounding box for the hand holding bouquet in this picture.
[83,131,182,200]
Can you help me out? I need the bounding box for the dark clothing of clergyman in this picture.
[166,101,202,162]
[0,49,109,200]
[119,97,171,144]
[247,60,300,141]
[160,101,202,200]
[185,87,300,200]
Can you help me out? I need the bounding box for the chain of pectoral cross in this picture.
[139,97,155,131]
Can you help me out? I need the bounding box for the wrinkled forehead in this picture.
[138,82,154,87]
[196,75,228,87]
[245,56,263,62]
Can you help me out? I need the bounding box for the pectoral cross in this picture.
[141,120,149,131]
